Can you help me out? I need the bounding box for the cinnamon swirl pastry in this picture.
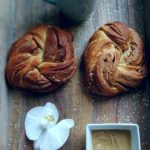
[6,25,77,93]
[83,22,147,96]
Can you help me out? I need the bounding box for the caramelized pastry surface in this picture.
[6,25,77,92]
[83,22,146,96]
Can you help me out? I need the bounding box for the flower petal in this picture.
[25,102,59,141]
[33,119,74,150]
[25,106,45,140]
[44,102,59,124]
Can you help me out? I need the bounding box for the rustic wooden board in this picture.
[0,0,150,150]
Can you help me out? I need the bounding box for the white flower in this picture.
[25,102,74,150]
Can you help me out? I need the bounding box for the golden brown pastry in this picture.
[6,25,77,93]
[83,22,147,96]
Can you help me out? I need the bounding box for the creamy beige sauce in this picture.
[92,130,131,150]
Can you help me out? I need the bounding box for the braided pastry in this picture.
[6,25,77,93]
[83,22,147,96]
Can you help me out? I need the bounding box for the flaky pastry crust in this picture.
[6,25,77,92]
[83,22,147,96]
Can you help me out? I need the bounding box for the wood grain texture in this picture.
[0,0,150,150]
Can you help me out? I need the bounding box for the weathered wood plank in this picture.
[0,0,15,150]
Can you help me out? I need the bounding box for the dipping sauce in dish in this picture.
[92,130,131,150]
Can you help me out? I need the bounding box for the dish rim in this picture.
[86,123,141,150]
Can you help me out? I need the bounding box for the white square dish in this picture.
[86,123,141,150]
